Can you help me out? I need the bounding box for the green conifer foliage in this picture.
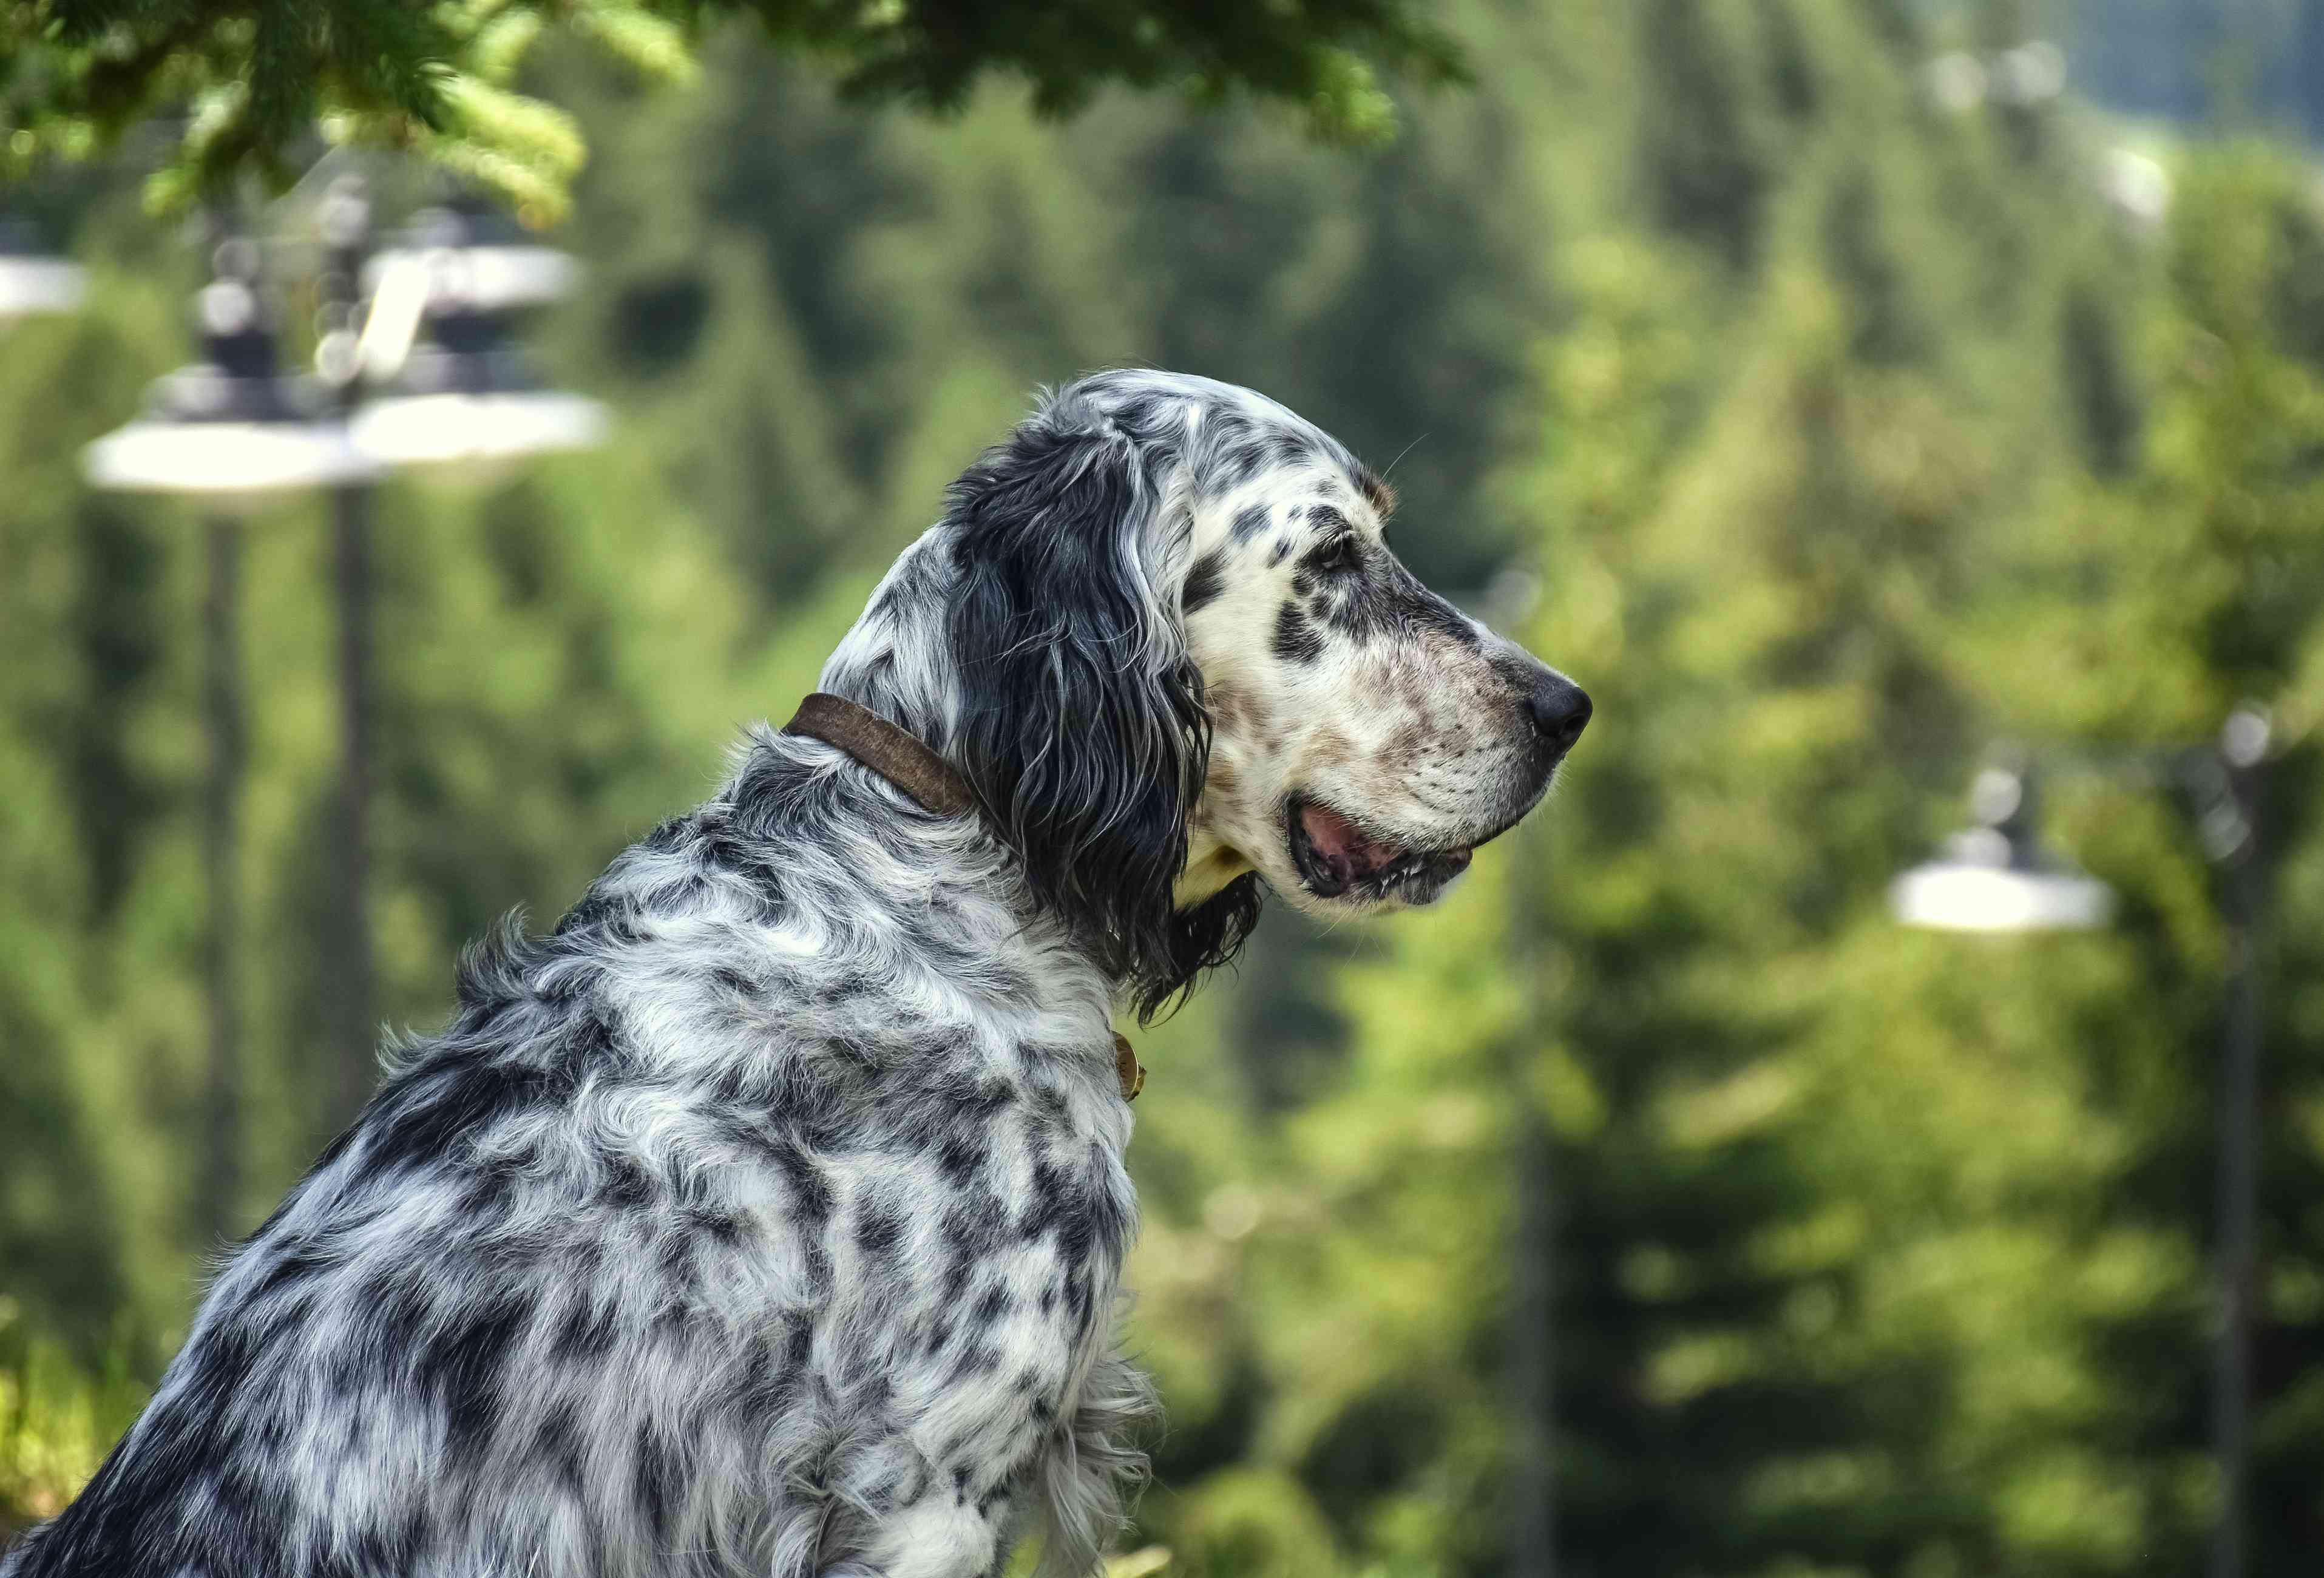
[2,0,1464,218]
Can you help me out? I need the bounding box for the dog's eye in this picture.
[1311,533,1361,573]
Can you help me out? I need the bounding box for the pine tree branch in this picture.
[1,0,1469,220]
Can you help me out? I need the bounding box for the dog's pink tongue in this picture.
[1301,803,1396,884]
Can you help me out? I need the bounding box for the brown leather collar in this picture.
[784,692,977,817]
[782,692,1145,1102]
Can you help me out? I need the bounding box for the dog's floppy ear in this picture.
[945,401,1259,1020]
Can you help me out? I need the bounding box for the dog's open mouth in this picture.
[1286,796,1475,903]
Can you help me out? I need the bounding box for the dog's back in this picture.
[4,733,1147,1578]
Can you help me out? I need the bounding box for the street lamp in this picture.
[300,180,605,1119]
[82,177,607,1196]
[83,235,379,499]
[82,229,380,1248]
[366,198,580,313]
[1888,765,2113,932]
[348,201,605,475]
[0,217,86,318]
[1892,708,2274,1578]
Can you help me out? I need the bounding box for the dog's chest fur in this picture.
[7,733,1148,1578]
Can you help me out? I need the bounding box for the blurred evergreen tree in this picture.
[1181,7,2324,1577]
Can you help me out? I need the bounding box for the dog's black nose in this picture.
[1526,675,1592,756]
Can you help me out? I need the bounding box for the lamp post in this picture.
[84,178,602,1194]
[316,175,385,1128]
[83,227,381,1244]
[1891,709,2273,1578]
[2209,707,2269,1578]
[305,180,603,1121]
[1483,561,1559,1578]
[1507,1017,1559,1578]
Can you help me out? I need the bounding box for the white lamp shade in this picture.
[84,418,382,503]
[365,244,578,313]
[2101,148,2172,229]
[348,390,606,475]
[1889,858,2115,933]
[0,255,86,318]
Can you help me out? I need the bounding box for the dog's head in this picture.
[833,371,1587,1017]
[1170,410,1588,926]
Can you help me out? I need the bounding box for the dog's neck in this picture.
[815,526,972,757]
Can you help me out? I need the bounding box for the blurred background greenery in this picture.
[8,0,2324,1573]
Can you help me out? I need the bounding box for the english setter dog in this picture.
[5,370,1588,1578]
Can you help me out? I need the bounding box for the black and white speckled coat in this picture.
[2,371,1587,1578]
